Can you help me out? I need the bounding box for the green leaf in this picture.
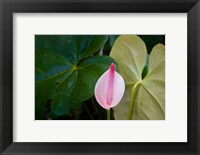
[36,48,116,118]
[35,35,108,64]
[110,35,165,120]
[109,35,119,46]
[35,79,56,119]
[35,49,73,81]
[74,35,108,59]
[110,35,147,84]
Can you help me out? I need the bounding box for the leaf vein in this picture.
[142,84,165,115]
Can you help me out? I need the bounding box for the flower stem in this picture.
[127,81,142,120]
[107,109,110,120]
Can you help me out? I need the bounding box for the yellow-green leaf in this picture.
[110,35,147,84]
[110,35,165,120]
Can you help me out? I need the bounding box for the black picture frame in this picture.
[0,0,199,154]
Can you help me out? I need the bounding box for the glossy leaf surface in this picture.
[36,35,108,64]
[35,35,116,119]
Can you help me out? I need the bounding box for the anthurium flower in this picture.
[94,63,125,110]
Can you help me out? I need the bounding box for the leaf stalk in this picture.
[127,80,142,120]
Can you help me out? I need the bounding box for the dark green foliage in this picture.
[35,35,117,119]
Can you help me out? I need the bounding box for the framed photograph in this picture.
[0,0,199,154]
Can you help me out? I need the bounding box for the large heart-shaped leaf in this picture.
[110,35,165,120]
[36,35,108,64]
[35,35,116,119]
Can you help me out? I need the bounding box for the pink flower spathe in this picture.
[94,63,125,110]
